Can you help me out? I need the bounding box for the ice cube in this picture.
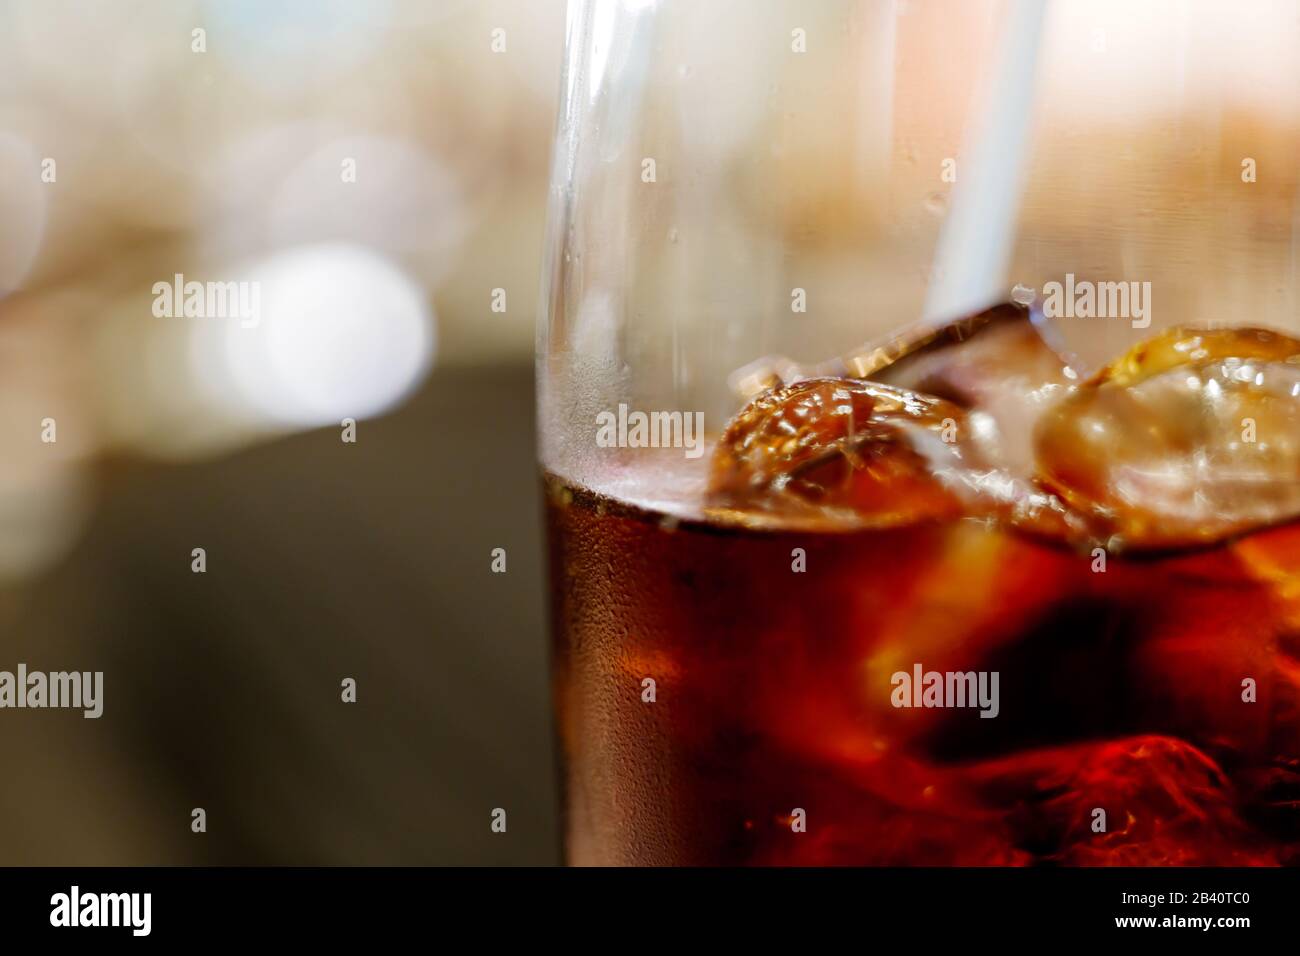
[1034,327,1300,548]
[966,735,1272,865]
[710,313,1086,537]
[726,354,807,401]
[1091,325,1300,388]
[858,302,1080,475]
[707,377,995,528]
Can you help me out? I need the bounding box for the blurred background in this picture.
[0,0,564,864]
[1,0,1298,864]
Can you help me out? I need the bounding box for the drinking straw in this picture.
[730,0,1052,397]
[921,0,1048,325]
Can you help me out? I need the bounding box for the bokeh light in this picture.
[191,243,436,429]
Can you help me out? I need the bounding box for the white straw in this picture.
[922,0,1049,325]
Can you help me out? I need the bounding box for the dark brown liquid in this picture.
[545,471,1300,865]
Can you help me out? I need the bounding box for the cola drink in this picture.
[545,306,1300,866]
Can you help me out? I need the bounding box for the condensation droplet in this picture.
[1010,283,1036,306]
[923,191,948,216]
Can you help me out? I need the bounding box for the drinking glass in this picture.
[539,0,1300,866]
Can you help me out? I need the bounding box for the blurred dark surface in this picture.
[0,363,559,865]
